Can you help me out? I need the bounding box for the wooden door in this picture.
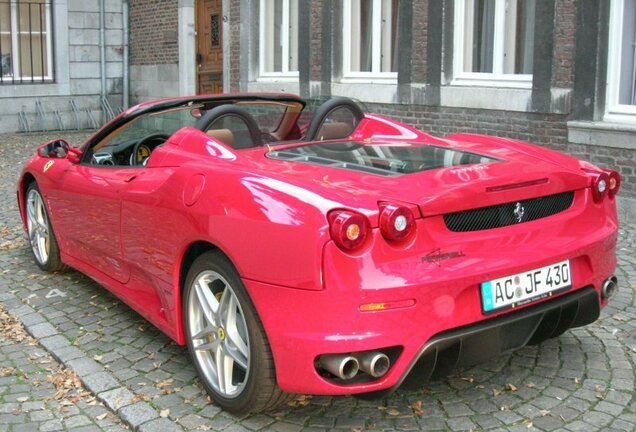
[196,0,223,94]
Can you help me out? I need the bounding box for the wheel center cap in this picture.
[217,327,226,341]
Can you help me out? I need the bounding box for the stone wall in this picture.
[0,0,124,133]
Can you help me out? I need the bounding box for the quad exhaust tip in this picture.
[355,351,390,378]
[317,350,391,380]
[602,276,618,300]
[318,354,360,380]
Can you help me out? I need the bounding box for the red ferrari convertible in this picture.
[17,94,620,414]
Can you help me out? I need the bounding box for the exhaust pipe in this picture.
[602,276,618,300]
[355,351,390,378]
[318,354,359,380]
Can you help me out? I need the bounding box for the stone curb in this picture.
[0,290,185,432]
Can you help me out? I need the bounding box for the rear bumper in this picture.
[243,189,618,395]
[399,286,599,389]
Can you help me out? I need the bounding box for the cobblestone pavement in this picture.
[0,132,634,432]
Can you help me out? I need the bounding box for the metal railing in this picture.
[0,0,54,84]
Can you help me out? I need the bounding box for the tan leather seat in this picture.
[207,128,235,147]
[316,122,353,141]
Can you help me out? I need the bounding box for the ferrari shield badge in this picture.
[43,160,54,173]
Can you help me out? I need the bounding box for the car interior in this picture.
[84,96,366,167]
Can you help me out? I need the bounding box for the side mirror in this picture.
[38,139,69,158]
[37,139,82,163]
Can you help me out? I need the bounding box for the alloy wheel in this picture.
[187,270,250,398]
[26,189,50,265]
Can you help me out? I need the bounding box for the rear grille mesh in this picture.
[444,191,575,232]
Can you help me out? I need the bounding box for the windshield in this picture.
[102,107,201,149]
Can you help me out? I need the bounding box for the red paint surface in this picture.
[17,95,619,395]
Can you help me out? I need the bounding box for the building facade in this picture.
[0,0,125,132]
[229,0,636,216]
[1,0,634,215]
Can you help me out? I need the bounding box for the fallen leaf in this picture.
[506,383,518,392]
[540,409,551,416]
[16,396,29,402]
[160,409,170,418]
[493,388,502,396]
[411,400,423,416]
[461,376,474,383]
[96,413,108,420]
[386,408,400,416]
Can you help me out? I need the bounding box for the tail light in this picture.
[607,170,621,199]
[379,203,416,242]
[591,172,609,203]
[328,210,370,252]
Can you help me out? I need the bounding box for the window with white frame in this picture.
[342,0,399,80]
[453,0,535,87]
[259,0,298,77]
[0,0,54,84]
[606,0,636,119]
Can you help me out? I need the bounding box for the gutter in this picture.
[99,0,107,119]
[122,0,129,108]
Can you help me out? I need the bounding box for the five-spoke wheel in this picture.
[25,183,67,272]
[187,270,250,398]
[183,251,289,414]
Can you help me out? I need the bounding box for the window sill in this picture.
[247,80,300,94]
[0,81,70,98]
[568,120,636,150]
[339,75,398,85]
[440,85,532,112]
[257,74,299,82]
[331,81,398,104]
[451,76,533,89]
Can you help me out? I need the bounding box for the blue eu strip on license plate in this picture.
[481,260,572,314]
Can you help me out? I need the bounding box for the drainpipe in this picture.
[99,0,107,117]
[122,0,129,109]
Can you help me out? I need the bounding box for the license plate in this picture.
[480,260,571,314]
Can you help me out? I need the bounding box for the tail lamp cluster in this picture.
[328,203,417,253]
[591,170,621,203]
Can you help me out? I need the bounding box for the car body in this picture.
[17,93,620,414]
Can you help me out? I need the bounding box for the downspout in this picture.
[99,0,107,118]
[122,0,129,108]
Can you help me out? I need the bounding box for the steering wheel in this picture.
[130,133,170,166]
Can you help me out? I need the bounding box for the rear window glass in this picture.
[267,141,499,176]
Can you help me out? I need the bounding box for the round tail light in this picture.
[379,204,416,242]
[328,210,370,252]
[608,170,621,199]
[592,172,610,203]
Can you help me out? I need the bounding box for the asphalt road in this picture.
[0,131,634,432]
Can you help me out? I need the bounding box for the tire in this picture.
[183,250,290,414]
[25,183,68,272]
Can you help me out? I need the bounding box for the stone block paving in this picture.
[0,131,634,431]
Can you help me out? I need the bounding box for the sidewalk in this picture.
[1,132,634,431]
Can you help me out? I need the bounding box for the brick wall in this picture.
[552,0,576,88]
[129,0,178,65]
[310,1,323,82]
[410,1,428,83]
[366,103,635,198]
[229,0,241,92]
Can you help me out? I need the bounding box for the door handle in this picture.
[196,53,203,64]
[124,174,137,183]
